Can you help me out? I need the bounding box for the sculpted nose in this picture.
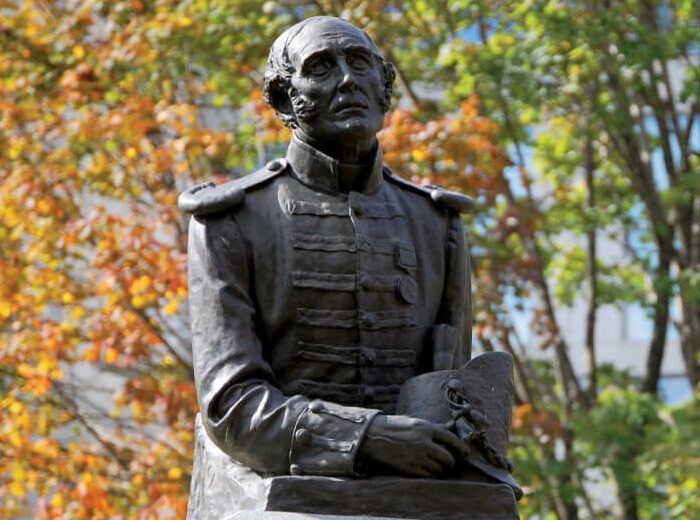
[338,62,358,92]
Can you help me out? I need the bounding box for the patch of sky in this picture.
[457,23,482,43]
[659,376,693,406]
[504,284,532,346]
[643,117,675,192]
[624,303,656,342]
[624,296,682,342]
[503,142,535,200]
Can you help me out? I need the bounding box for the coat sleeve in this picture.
[187,214,380,476]
[432,211,471,370]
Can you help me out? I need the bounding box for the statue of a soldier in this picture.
[181,15,520,520]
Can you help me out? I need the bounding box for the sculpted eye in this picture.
[307,57,333,76]
[347,53,372,71]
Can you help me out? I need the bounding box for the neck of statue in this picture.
[293,130,378,193]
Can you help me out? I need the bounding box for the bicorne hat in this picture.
[396,351,523,500]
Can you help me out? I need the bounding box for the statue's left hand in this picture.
[357,414,468,477]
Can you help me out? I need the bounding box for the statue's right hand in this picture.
[357,414,468,477]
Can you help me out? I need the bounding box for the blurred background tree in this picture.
[0,0,697,519]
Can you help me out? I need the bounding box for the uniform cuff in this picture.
[289,400,380,476]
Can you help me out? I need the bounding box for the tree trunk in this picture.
[676,195,700,387]
[678,297,700,387]
[612,440,641,520]
[584,134,598,403]
[561,432,580,520]
[641,244,671,393]
[618,489,640,520]
[541,441,579,520]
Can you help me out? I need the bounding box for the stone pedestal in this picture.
[261,476,517,520]
[189,415,519,520]
[230,513,415,520]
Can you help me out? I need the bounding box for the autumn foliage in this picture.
[1,1,206,517]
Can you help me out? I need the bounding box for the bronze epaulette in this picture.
[382,166,474,214]
[178,159,288,215]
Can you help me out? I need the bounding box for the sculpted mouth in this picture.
[333,101,368,114]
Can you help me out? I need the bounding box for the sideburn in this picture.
[289,89,320,123]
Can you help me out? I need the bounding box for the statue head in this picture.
[263,16,395,153]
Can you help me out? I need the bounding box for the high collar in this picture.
[285,136,384,195]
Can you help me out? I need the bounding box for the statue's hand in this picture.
[357,414,468,477]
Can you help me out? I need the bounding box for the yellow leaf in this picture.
[73,45,86,59]
[62,292,74,304]
[70,306,86,319]
[0,300,12,318]
[10,481,25,497]
[130,275,152,294]
[82,347,100,362]
[9,431,22,448]
[51,493,64,508]
[163,299,178,315]
[133,400,145,418]
[13,467,26,481]
[8,145,22,160]
[37,198,52,213]
[411,149,428,161]
[168,467,182,480]
[105,348,118,364]
[126,147,138,160]
[17,363,33,378]
[178,17,193,27]
[9,400,24,414]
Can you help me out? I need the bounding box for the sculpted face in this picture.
[285,19,385,152]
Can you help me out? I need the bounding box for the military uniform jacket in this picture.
[186,137,471,478]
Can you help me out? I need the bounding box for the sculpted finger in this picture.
[402,463,432,478]
[426,443,456,471]
[430,425,468,457]
[420,457,443,476]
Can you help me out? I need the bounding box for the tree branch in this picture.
[584,131,598,403]
[53,384,130,470]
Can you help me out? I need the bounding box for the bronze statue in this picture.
[180,16,520,520]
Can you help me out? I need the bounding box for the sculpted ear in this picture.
[381,61,396,112]
[263,77,296,127]
[384,62,396,89]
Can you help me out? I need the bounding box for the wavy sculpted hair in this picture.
[262,17,396,128]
